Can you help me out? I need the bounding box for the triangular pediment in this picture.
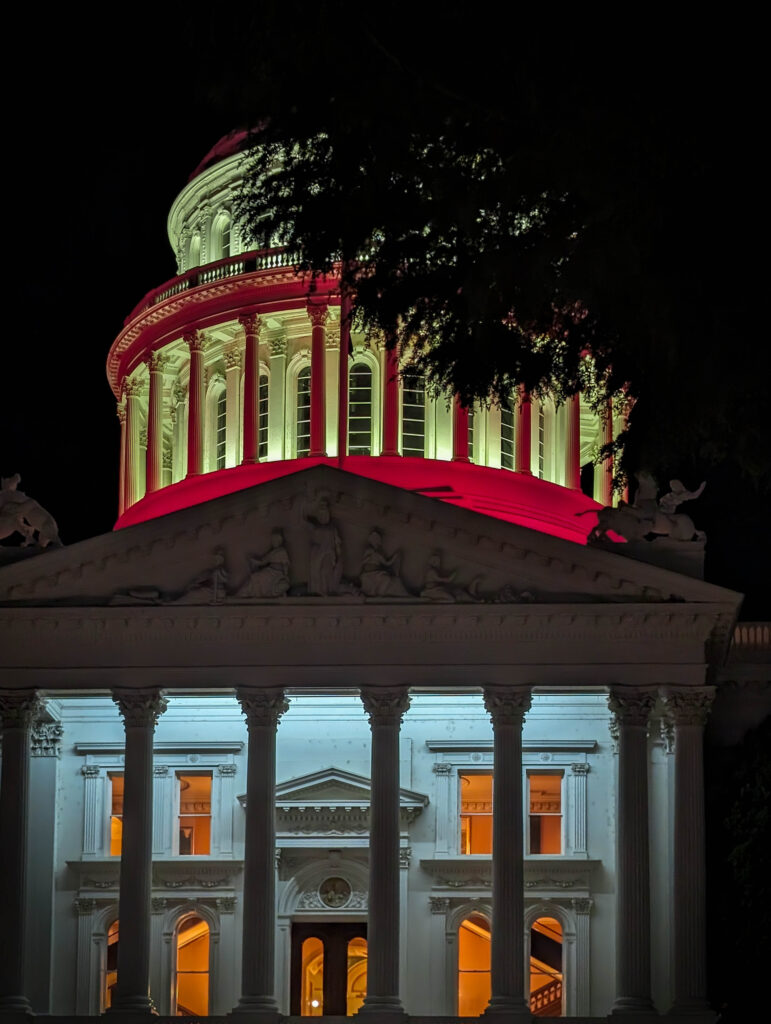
[272,767,428,810]
[0,465,740,610]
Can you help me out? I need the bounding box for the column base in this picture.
[484,995,532,1021]
[0,996,34,1019]
[666,1001,716,1021]
[610,996,657,1015]
[230,996,281,1022]
[357,994,406,1018]
[104,994,157,1016]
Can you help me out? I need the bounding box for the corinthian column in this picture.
[565,393,581,490]
[307,303,328,456]
[607,686,656,1015]
[234,688,289,1019]
[117,399,127,516]
[359,687,411,1016]
[515,385,532,474]
[185,330,205,476]
[108,689,167,1014]
[145,351,169,494]
[123,377,143,509]
[381,342,400,456]
[661,686,715,1016]
[483,685,532,1022]
[0,690,41,1013]
[240,313,262,464]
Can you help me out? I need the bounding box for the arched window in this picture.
[259,373,269,460]
[347,936,368,1015]
[103,919,119,1010]
[301,936,324,1015]
[458,913,491,1016]
[530,917,563,1016]
[349,362,373,455]
[174,915,210,1016]
[501,404,515,470]
[215,391,227,469]
[219,216,231,259]
[402,371,425,456]
[296,366,311,457]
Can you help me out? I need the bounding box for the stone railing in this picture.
[731,621,771,660]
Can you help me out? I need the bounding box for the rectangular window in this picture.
[401,372,426,456]
[460,773,493,854]
[258,374,269,460]
[178,773,212,855]
[501,405,515,470]
[109,773,124,856]
[528,773,563,854]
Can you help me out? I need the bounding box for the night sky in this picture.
[2,16,768,615]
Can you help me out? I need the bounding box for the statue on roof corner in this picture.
[582,471,707,544]
[0,474,62,548]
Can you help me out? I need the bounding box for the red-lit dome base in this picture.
[115,457,604,544]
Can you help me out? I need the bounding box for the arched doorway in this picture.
[291,922,367,1016]
[174,914,210,1016]
[530,916,563,1016]
[458,912,491,1016]
[103,919,119,1010]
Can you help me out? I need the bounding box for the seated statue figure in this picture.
[237,530,291,598]
[0,474,61,547]
[359,529,409,597]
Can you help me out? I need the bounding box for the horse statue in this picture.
[580,473,706,544]
[0,474,62,548]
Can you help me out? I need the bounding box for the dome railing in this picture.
[125,248,300,324]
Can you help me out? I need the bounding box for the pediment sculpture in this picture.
[0,474,61,548]
[583,472,706,545]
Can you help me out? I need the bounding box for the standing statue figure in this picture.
[359,529,409,597]
[0,474,61,547]
[237,529,291,598]
[306,496,344,596]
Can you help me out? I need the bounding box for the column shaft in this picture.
[608,687,656,1014]
[308,303,328,456]
[338,291,352,462]
[360,687,410,1016]
[600,398,614,506]
[452,396,470,462]
[124,378,143,508]
[663,687,715,1014]
[483,686,532,1021]
[381,343,400,456]
[145,352,167,493]
[565,393,581,490]
[186,330,205,476]
[225,348,242,467]
[234,688,288,1016]
[118,400,127,515]
[241,313,262,464]
[515,386,532,474]
[0,690,40,1013]
[109,689,167,1014]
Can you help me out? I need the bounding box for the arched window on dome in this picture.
[259,372,269,460]
[173,914,210,1016]
[348,362,373,455]
[458,912,491,1016]
[188,233,201,269]
[205,377,227,472]
[296,365,312,457]
[401,371,426,457]
[501,403,515,470]
[211,213,232,261]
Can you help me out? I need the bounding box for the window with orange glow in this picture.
[109,774,123,856]
[177,773,212,855]
[458,913,491,1015]
[346,936,368,1015]
[104,919,119,1009]
[460,773,493,854]
[175,915,210,1015]
[301,936,324,1015]
[528,773,563,854]
[530,916,563,1015]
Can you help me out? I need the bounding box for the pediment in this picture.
[272,767,428,811]
[0,465,740,610]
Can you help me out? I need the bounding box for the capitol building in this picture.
[0,131,768,1023]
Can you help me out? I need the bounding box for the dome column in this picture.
[240,313,262,464]
[145,351,169,494]
[123,377,143,509]
[359,687,410,1017]
[381,342,400,457]
[483,685,532,1022]
[307,303,328,457]
[598,398,614,506]
[108,688,167,1014]
[225,346,242,466]
[452,396,470,462]
[0,689,41,1014]
[185,330,206,476]
[117,398,126,516]
[234,688,289,1019]
[607,686,656,1015]
[661,686,715,1016]
[515,385,532,474]
[565,393,581,490]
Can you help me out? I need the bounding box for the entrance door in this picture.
[291,922,367,1016]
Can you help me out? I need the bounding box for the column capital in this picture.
[146,351,171,374]
[269,334,287,357]
[429,896,450,914]
[218,762,238,777]
[236,687,289,729]
[570,761,590,775]
[112,688,167,728]
[307,302,329,328]
[607,686,656,725]
[31,720,63,757]
[433,761,453,775]
[660,686,716,726]
[74,897,97,916]
[81,764,101,777]
[184,329,205,353]
[238,312,263,335]
[360,686,410,725]
[572,897,594,916]
[0,689,42,729]
[117,400,126,425]
[224,347,242,370]
[483,685,532,726]
[122,376,144,398]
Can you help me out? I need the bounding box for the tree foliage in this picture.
[228,7,766,490]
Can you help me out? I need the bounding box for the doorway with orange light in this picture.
[290,922,368,1016]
